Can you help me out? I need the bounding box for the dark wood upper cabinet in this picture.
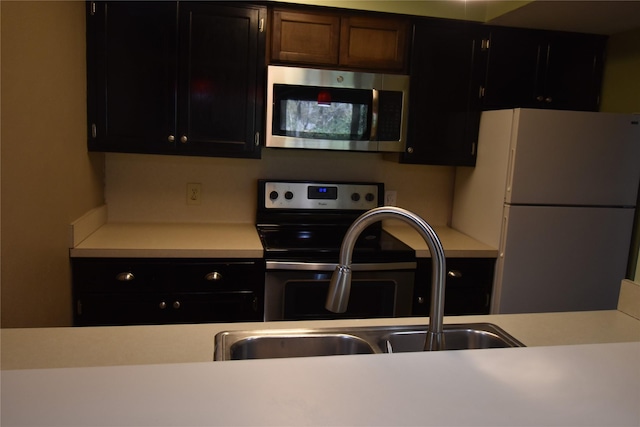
[401,18,488,166]
[482,26,607,112]
[270,7,410,72]
[403,21,607,166]
[86,1,266,159]
[271,9,340,65]
[339,15,409,71]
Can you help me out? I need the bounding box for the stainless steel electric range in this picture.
[256,180,416,321]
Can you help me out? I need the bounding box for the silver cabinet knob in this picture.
[173,301,181,309]
[168,135,175,143]
[447,270,463,279]
[545,97,553,103]
[180,135,188,144]
[159,301,167,309]
[536,95,544,102]
[406,147,414,154]
[417,296,425,304]
[116,272,135,282]
[205,271,222,282]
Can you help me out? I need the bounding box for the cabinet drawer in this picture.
[72,259,167,291]
[75,291,261,326]
[172,261,264,292]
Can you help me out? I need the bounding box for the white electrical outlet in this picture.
[384,190,397,206]
[187,183,202,205]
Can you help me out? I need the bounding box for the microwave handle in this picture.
[371,88,379,141]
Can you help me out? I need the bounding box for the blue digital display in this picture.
[308,186,337,200]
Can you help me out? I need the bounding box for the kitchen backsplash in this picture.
[105,149,455,225]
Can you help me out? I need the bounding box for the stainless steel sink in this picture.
[214,323,524,361]
[380,323,525,352]
[222,332,376,360]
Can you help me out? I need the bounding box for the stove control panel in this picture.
[261,181,382,210]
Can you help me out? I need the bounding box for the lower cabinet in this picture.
[412,258,495,316]
[72,258,265,326]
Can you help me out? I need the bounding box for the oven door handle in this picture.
[266,261,416,271]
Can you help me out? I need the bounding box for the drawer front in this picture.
[172,261,264,292]
[72,258,265,292]
[75,291,262,326]
[72,259,167,291]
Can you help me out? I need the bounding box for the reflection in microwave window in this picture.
[280,100,369,140]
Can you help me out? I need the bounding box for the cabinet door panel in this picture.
[87,1,177,153]
[483,27,540,109]
[271,10,340,65]
[541,33,606,111]
[339,16,409,71]
[178,3,264,158]
[403,19,487,166]
[412,258,495,316]
[483,27,606,112]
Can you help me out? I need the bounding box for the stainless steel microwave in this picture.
[266,65,410,152]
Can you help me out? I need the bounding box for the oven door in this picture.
[264,262,415,321]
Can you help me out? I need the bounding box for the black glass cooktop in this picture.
[257,226,415,263]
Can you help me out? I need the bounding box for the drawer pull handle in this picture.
[447,270,462,279]
[159,301,167,309]
[116,272,135,282]
[205,272,222,282]
[173,301,181,309]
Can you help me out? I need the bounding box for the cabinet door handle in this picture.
[447,270,462,279]
[159,301,167,309]
[116,272,135,282]
[180,135,188,144]
[536,95,544,102]
[205,271,222,282]
[168,135,175,143]
[173,301,181,309]
[545,97,553,103]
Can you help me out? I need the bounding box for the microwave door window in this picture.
[273,85,371,141]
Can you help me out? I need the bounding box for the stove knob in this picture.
[351,193,361,201]
[365,193,375,202]
[269,191,279,200]
[285,191,294,200]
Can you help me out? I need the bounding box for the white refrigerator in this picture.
[452,109,640,313]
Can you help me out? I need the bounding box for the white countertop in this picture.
[69,222,265,258]
[2,341,639,426]
[3,310,639,370]
[2,310,639,425]
[69,221,498,258]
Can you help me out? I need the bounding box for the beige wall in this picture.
[599,27,640,282]
[1,1,105,327]
[104,151,454,227]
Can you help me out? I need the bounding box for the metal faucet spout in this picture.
[325,206,446,351]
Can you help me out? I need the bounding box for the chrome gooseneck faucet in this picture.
[325,206,446,351]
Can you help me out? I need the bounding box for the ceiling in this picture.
[487,1,640,35]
